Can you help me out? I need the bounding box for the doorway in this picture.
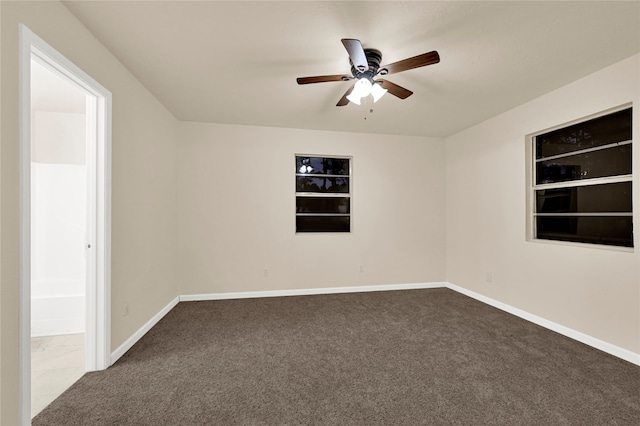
[19,25,112,424]
[30,57,89,417]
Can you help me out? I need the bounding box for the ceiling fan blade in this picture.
[378,79,413,99]
[341,39,369,72]
[297,75,351,85]
[380,51,440,75]
[336,84,355,106]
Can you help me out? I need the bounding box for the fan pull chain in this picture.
[363,97,374,120]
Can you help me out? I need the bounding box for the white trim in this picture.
[109,281,637,386]
[534,213,632,217]
[535,140,632,163]
[528,237,635,253]
[446,282,640,366]
[26,28,112,368]
[179,282,447,302]
[19,24,112,424]
[110,283,444,365]
[110,297,180,365]
[18,26,32,424]
[85,95,98,372]
[533,174,633,191]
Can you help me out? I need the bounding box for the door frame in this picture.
[18,24,112,423]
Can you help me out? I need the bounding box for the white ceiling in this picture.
[62,1,640,138]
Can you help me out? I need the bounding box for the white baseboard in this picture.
[110,296,180,365]
[111,284,444,365]
[446,282,640,366]
[111,282,639,368]
[179,282,447,302]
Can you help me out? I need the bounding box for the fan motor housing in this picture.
[350,49,382,80]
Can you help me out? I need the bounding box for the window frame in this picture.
[295,154,353,233]
[526,104,634,250]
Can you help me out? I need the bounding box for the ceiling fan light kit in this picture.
[296,38,440,107]
[346,78,388,105]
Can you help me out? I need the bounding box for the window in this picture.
[295,155,351,232]
[531,107,633,248]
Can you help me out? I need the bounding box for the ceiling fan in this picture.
[296,39,440,106]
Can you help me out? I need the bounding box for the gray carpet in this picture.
[34,288,640,425]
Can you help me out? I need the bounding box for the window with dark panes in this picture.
[295,155,351,232]
[532,107,633,247]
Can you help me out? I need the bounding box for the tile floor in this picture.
[31,333,85,418]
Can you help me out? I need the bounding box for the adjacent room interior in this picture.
[1,1,639,424]
[29,56,88,418]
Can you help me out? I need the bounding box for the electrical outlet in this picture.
[263,269,269,277]
[359,265,364,273]
[124,301,129,316]
[486,272,493,283]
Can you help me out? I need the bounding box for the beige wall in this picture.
[445,54,640,354]
[176,122,446,294]
[1,2,179,423]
